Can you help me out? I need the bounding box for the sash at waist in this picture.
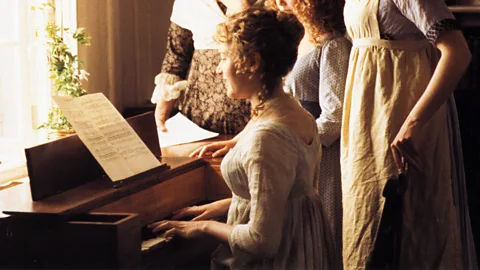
[352,38,430,50]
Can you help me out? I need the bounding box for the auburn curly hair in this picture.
[214,8,304,117]
[265,0,345,44]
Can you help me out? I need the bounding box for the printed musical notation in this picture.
[53,93,162,182]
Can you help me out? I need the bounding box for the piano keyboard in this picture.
[141,233,172,252]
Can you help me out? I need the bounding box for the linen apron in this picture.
[341,0,462,269]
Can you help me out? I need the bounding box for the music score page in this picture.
[158,113,219,148]
[53,93,161,182]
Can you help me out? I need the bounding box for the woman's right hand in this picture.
[189,139,237,158]
[155,98,175,132]
[172,199,231,221]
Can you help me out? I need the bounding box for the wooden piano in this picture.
[0,112,231,269]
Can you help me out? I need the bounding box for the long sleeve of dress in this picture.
[150,22,194,103]
[390,0,458,44]
[317,38,351,147]
[160,22,194,79]
[228,127,297,257]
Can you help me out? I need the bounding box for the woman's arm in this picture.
[189,120,255,157]
[148,199,233,241]
[228,129,296,257]
[152,22,194,130]
[392,29,471,170]
[149,219,233,241]
[202,221,233,242]
[171,198,232,221]
[317,38,351,147]
[405,30,471,127]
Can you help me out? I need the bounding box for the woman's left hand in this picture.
[391,120,423,174]
[148,220,209,239]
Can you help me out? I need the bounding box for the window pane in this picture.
[0,0,19,44]
[0,45,21,138]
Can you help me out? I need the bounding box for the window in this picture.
[0,0,76,184]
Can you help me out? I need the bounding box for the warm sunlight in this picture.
[0,0,73,183]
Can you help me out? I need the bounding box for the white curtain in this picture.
[0,0,72,183]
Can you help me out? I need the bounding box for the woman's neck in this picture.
[306,30,336,45]
[298,31,333,56]
[249,87,285,110]
[298,37,316,57]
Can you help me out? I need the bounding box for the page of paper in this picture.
[53,93,161,182]
[158,113,219,148]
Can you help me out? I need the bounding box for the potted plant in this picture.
[33,1,91,139]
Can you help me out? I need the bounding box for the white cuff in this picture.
[150,73,188,103]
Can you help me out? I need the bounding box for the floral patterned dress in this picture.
[152,0,250,135]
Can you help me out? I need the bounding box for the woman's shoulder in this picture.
[236,122,300,162]
[316,36,352,66]
[322,36,352,52]
[247,120,292,139]
[252,117,317,147]
[239,121,292,148]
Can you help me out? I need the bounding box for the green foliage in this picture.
[34,1,91,131]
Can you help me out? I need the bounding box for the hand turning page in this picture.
[53,93,162,182]
[158,113,219,148]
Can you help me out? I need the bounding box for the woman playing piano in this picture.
[149,7,336,269]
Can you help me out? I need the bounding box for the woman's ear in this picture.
[249,52,262,74]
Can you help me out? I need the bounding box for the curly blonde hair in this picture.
[265,0,345,44]
[214,8,304,117]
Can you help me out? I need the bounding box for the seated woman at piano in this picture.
[149,7,336,269]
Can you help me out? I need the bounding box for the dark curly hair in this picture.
[214,7,304,117]
[265,0,345,44]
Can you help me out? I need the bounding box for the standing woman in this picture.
[341,0,476,269]
[151,0,263,135]
[269,0,350,267]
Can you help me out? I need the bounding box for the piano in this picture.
[0,112,232,269]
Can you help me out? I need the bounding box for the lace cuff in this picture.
[150,73,188,103]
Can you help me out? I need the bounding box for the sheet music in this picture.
[158,113,219,148]
[53,93,161,182]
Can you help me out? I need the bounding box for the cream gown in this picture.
[341,0,466,269]
[211,120,336,269]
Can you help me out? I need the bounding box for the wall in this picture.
[76,0,174,112]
